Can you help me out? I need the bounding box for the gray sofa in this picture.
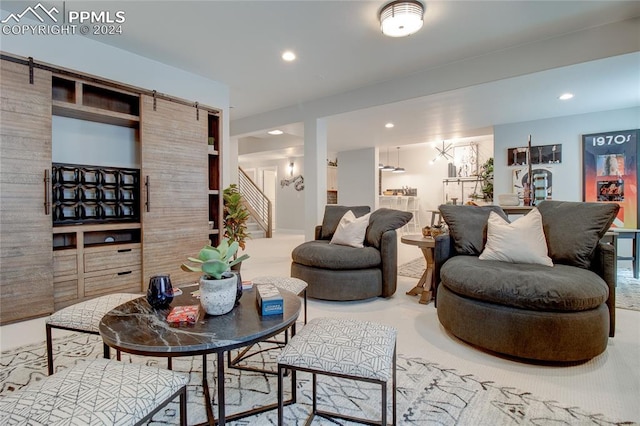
[291,205,412,301]
[435,200,619,362]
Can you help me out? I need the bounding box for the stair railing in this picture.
[238,167,272,238]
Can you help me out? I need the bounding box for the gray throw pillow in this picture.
[536,200,619,269]
[439,204,509,255]
[365,208,413,248]
[320,205,371,240]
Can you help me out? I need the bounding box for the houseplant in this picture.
[479,157,494,201]
[181,240,249,315]
[223,184,250,251]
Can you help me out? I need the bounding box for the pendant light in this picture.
[393,147,405,173]
[382,147,394,171]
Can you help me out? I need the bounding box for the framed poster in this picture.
[582,129,639,228]
[453,144,478,177]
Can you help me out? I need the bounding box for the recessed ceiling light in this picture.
[268,129,284,135]
[282,51,296,62]
[559,93,574,100]
[385,123,394,128]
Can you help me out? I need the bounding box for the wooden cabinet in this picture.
[208,114,223,246]
[52,224,142,310]
[0,54,222,323]
[0,60,54,324]
[141,95,209,286]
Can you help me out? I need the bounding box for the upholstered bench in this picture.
[277,317,397,425]
[0,358,189,425]
[228,276,308,374]
[46,293,141,375]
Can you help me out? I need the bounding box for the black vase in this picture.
[230,265,242,306]
[147,274,173,309]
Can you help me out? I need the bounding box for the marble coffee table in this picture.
[99,284,301,425]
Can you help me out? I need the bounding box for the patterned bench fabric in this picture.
[277,317,397,381]
[252,276,308,295]
[0,358,189,425]
[46,293,141,332]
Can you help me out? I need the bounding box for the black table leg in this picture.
[202,354,215,425]
[217,351,226,425]
[634,232,639,278]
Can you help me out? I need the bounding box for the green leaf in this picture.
[181,263,202,273]
[201,259,229,279]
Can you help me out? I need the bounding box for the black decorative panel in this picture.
[52,163,140,225]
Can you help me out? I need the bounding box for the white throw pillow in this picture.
[479,208,553,267]
[330,210,371,248]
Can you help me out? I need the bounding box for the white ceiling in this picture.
[5,1,638,157]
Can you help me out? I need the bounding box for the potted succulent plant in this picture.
[181,240,249,315]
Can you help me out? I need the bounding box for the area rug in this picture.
[399,258,640,312]
[1,333,635,425]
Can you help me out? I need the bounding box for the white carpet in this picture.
[1,333,636,425]
[399,258,640,312]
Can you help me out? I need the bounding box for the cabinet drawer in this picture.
[84,266,141,297]
[53,252,77,277]
[84,245,141,273]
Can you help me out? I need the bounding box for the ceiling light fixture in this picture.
[392,147,405,173]
[385,122,395,128]
[268,129,284,135]
[382,147,395,171]
[379,0,425,38]
[282,51,296,62]
[431,141,453,163]
[559,93,574,100]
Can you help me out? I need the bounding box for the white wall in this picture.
[52,116,139,168]
[337,148,377,208]
[1,20,230,183]
[380,140,493,226]
[493,107,640,202]
[239,157,305,232]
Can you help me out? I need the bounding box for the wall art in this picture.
[507,144,562,166]
[583,129,639,228]
[512,166,553,204]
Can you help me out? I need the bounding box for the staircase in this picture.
[246,216,266,239]
[238,167,272,239]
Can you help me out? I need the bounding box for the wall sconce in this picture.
[288,161,294,176]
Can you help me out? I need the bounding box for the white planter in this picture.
[199,275,237,315]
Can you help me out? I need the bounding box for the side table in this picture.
[401,234,435,304]
[604,228,640,278]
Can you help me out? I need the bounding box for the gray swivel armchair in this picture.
[291,205,412,301]
[434,200,619,362]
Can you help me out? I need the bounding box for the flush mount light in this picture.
[379,0,425,38]
[268,129,284,135]
[385,122,395,128]
[559,93,574,100]
[282,51,296,62]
